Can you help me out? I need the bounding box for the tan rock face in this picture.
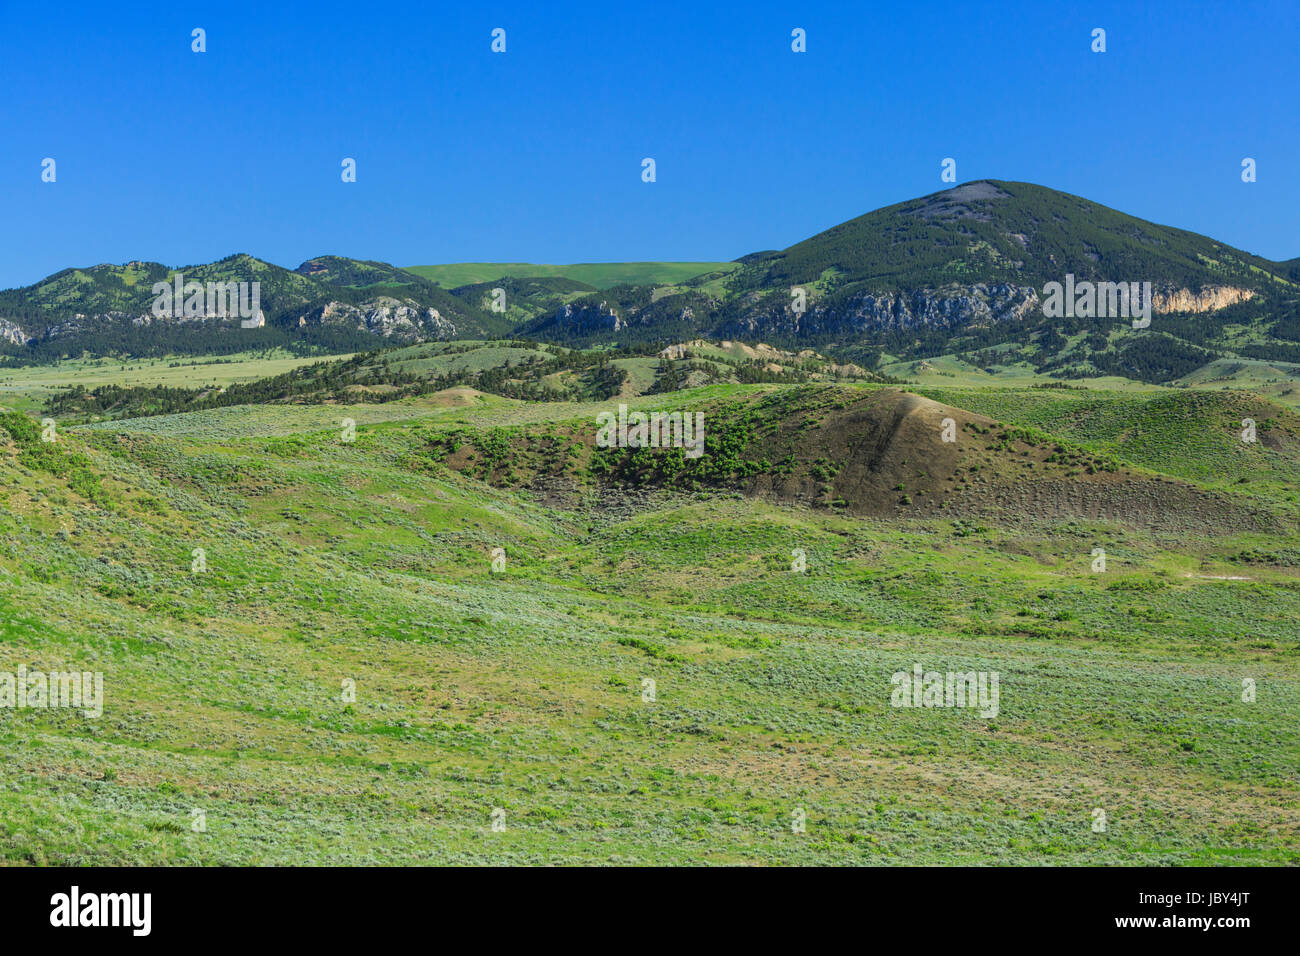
[0,318,30,345]
[1153,286,1254,314]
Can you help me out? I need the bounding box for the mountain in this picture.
[707,180,1292,341]
[0,254,509,359]
[733,180,1287,291]
[519,181,1300,382]
[3,181,1298,384]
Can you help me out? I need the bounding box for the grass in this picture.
[406,262,740,290]
[910,385,1300,503]
[0,375,1297,865]
[880,350,1300,413]
[0,350,353,416]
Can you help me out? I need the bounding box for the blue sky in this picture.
[2,0,1297,289]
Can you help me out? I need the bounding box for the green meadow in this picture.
[0,351,348,417]
[406,262,739,289]
[0,376,1297,865]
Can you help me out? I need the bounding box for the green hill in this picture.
[294,256,431,288]
[737,180,1295,293]
[407,261,739,289]
[0,255,510,360]
[519,182,1300,385]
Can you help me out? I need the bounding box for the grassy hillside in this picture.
[407,262,740,289]
[501,183,1300,384]
[910,385,1300,501]
[1,380,1297,865]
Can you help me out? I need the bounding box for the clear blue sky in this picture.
[2,0,1297,289]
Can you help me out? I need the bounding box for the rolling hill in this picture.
[3,378,1298,864]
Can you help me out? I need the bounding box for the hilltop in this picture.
[419,383,1300,535]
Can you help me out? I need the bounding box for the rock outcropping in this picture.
[302,298,457,339]
[719,282,1257,339]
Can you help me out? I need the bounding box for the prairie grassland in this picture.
[0,351,354,416]
[0,383,1297,865]
[406,262,739,289]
